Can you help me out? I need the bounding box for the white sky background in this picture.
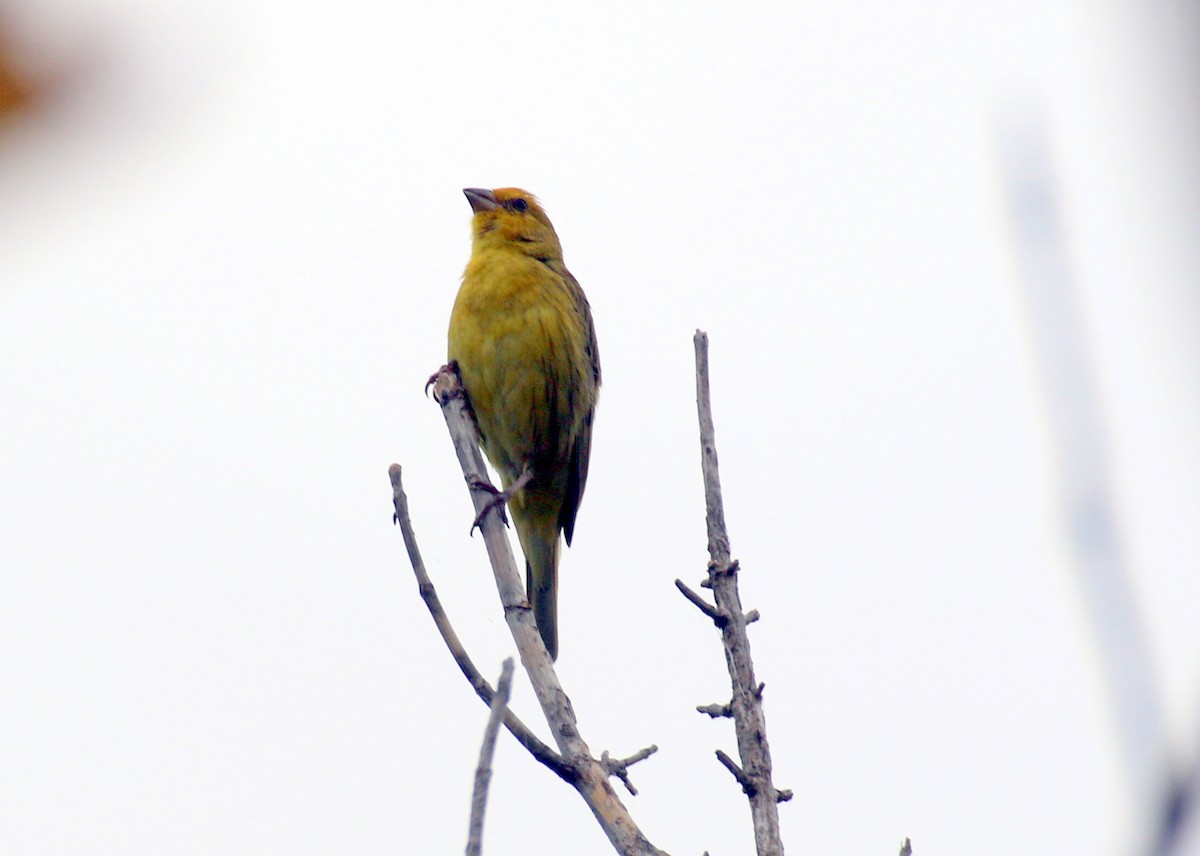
[2,1,1199,854]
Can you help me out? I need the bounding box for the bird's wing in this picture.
[560,271,600,547]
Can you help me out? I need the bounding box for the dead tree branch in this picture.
[680,330,790,855]
[466,657,514,856]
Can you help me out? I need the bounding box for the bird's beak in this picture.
[463,188,499,213]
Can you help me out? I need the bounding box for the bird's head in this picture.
[463,187,563,260]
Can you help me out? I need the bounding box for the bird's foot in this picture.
[425,360,460,399]
[467,467,534,535]
[469,480,511,534]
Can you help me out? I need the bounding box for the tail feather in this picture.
[525,541,559,661]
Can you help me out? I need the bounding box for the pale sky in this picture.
[3,1,1199,854]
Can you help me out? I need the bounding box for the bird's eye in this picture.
[510,198,528,212]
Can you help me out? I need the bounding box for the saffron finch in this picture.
[448,187,601,661]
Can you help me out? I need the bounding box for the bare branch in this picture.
[715,749,755,795]
[601,746,659,797]
[466,658,515,856]
[429,368,670,856]
[389,464,571,781]
[674,578,723,623]
[692,331,786,855]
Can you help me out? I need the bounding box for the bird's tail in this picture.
[525,535,560,661]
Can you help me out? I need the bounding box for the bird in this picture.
[447,187,600,661]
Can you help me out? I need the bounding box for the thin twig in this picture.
[715,749,756,795]
[466,658,515,856]
[430,368,670,856]
[389,464,571,781]
[692,331,787,853]
[674,578,723,623]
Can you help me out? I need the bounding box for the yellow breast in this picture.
[448,248,594,487]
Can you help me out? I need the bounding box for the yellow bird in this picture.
[448,187,601,661]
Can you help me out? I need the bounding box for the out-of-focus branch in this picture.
[466,657,514,856]
[426,366,668,856]
[994,106,1172,851]
[676,331,790,856]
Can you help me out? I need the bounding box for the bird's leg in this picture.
[469,467,534,535]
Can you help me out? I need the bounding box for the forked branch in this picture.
[390,463,570,780]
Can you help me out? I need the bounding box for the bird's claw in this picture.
[469,480,510,534]
[425,360,460,399]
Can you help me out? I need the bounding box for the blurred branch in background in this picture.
[994,104,1191,855]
